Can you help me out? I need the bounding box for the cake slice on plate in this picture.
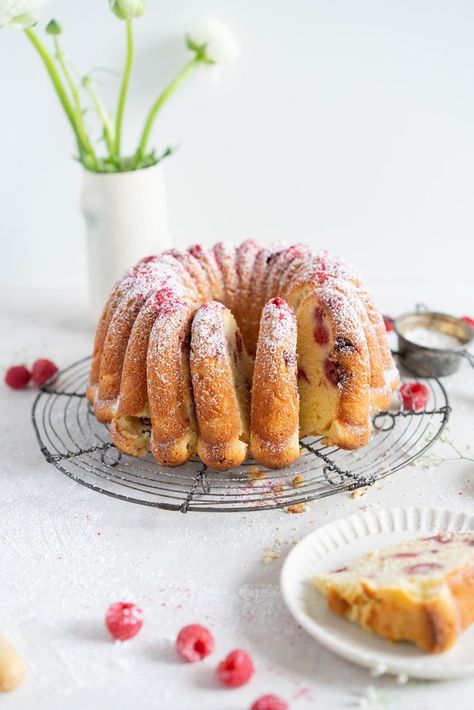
[314,532,474,653]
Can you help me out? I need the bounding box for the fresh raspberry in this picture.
[105,601,143,641]
[383,315,394,332]
[4,365,31,390]
[216,649,254,688]
[250,695,289,710]
[400,382,429,411]
[461,316,474,329]
[31,358,59,387]
[176,624,215,662]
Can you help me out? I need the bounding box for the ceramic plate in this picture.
[280,506,474,679]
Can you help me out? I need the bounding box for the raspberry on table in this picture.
[216,648,254,688]
[383,315,394,332]
[250,695,289,710]
[31,358,59,387]
[4,365,31,390]
[105,601,143,641]
[176,624,215,662]
[400,382,429,411]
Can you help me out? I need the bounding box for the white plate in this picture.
[280,506,474,679]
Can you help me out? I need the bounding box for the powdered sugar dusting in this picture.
[318,281,367,353]
[190,301,229,361]
[188,244,225,302]
[259,298,297,352]
[236,239,261,291]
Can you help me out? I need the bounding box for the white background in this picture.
[2,4,474,708]
[1,0,473,296]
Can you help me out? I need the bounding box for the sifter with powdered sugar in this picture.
[394,305,474,377]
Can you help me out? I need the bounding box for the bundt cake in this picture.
[88,241,398,470]
[190,301,253,470]
[250,297,300,468]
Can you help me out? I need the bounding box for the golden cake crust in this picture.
[190,302,252,471]
[147,300,198,466]
[87,256,160,406]
[250,298,300,469]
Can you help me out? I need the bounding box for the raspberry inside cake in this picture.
[315,532,474,653]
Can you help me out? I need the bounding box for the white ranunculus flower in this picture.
[186,18,239,64]
[109,0,144,21]
[0,0,49,27]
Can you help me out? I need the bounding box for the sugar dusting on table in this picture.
[404,327,461,350]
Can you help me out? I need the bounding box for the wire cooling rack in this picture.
[32,356,450,513]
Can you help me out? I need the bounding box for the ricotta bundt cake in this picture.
[315,532,474,653]
[88,241,398,470]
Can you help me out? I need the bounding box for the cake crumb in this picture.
[247,466,268,479]
[287,503,309,514]
[292,474,305,488]
[263,547,281,564]
[250,471,268,480]
[247,466,261,473]
[351,487,367,499]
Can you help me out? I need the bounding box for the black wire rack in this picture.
[32,356,450,513]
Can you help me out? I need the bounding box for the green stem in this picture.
[53,37,98,168]
[135,55,201,161]
[24,27,86,156]
[83,78,115,158]
[114,18,134,156]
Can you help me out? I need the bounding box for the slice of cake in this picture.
[314,532,474,653]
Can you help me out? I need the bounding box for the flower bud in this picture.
[45,18,61,35]
[109,0,145,21]
[186,18,239,64]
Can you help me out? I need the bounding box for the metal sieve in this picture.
[393,305,474,377]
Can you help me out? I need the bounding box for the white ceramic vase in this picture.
[81,163,171,318]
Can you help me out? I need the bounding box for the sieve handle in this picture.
[460,349,474,368]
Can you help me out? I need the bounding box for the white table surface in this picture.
[1,282,474,710]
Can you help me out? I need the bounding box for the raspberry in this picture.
[405,562,443,575]
[31,359,59,387]
[250,696,289,710]
[400,382,429,411]
[461,316,474,329]
[216,649,254,688]
[176,624,215,662]
[105,602,143,641]
[383,315,394,332]
[313,307,329,345]
[4,365,31,390]
[271,297,286,308]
